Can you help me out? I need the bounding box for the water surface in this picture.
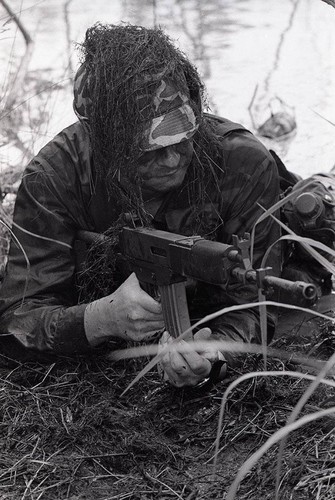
[1,0,335,177]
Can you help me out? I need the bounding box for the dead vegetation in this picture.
[0,321,334,500]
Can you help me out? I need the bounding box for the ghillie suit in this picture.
[74,23,225,302]
[0,23,279,353]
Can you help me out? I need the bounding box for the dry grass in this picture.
[0,320,334,499]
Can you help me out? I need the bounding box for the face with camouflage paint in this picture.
[137,79,197,197]
[138,139,194,198]
[73,63,199,198]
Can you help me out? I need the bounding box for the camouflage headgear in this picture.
[140,79,199,151]
[73,67,198,149]
[73,64,91,123]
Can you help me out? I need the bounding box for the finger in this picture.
[134,319,164,334]
[163,362,197,387]
[124,273,162,314]
[125,307,163,326]
[159,349,210,387]
[162,359,206,387]
[123,272,141,287]
[157,331,173,356]
[159,352,181,385]
[193,327,212,341]
[201,350,219,363]
[169,348,190,375]
[158,335,211,386]
[179,341,211,377]
[138,292,163,314]
[163,339,210,376]
[193,329,221,361]
[160,331,171,344]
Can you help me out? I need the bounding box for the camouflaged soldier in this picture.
[0,23,281,387]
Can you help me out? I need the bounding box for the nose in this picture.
[158,145,180,169]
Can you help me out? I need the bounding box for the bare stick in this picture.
[63,0,74,84]
[0,0,34,110]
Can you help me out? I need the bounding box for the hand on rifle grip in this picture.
[84,273,165,345]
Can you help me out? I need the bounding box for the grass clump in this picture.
[0,315,334,499]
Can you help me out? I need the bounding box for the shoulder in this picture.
[24,121,92,186]
[204,114,277,178]
[37,121,91,170]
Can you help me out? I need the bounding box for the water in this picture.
[1,0,335,178]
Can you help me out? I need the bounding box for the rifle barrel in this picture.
[262,275,317,302]
[231,267,317,305]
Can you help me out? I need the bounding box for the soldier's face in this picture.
[138,139,193,197]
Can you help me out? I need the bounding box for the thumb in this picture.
[194,328,221,362]
[159,330,173,346]
[193,327,212,342]
[123,272,141,288]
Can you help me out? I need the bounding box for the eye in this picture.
[176,143,186,153]
[138,140,193,165]
[175,139,193,154]
[138,150,156,165]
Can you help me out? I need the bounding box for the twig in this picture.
[72,452,127,459]
[152,0,157,27]
[263,0,301,94]
[249,0,300,125]
[143,469,184,500]
[247,85,259,130]
[311,108,335,127]
[63,0,74,84]
[31,363,56,390]
[0,0,34,110]
[21,460,45,500]
[0,0,32,45]
[59,408,70,434]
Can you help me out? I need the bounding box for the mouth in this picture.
[158,170,179,178]
[139,169,179,181]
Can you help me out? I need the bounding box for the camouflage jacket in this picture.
[0,115,281,361]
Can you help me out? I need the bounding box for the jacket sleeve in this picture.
[0,151,92,353]
[200,131,281,365]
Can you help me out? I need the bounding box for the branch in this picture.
[63,0,74,83]
[0,0,34,110]
[0,0,32,45]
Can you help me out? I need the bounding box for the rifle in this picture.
[76,226,318,339]
[119,227,317,338]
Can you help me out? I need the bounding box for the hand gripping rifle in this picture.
[117,226,317,339]
[76,226,317,339]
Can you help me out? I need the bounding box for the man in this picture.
[0,23,282,387]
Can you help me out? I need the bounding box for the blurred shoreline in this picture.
[1,0,335,179]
